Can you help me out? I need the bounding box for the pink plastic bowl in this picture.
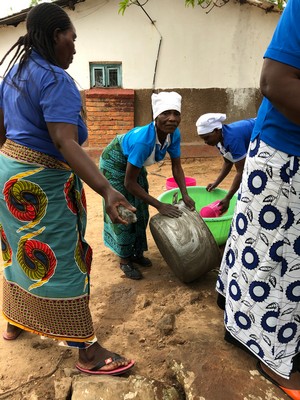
[200,200,223,218]
[166,176,196,190]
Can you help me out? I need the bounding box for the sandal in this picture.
[257,361,300,400]
[120,263,143,280]
[76,353,135,376]
[130,255,152,267]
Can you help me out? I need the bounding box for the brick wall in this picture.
[85,88,134,159]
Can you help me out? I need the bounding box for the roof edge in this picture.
[0,0,283,28]
[241,0,282,13]
[0,0,86,27]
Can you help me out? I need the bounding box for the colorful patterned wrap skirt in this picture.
[0,140,95,347]
[100,135,149,258]
[217,136,300,378]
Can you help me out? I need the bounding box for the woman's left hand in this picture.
[182,194,195,211]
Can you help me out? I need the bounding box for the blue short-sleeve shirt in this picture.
[121,122,181,168]
[0,51,87,161]
[217,118,256,163]
[252,0,300,156]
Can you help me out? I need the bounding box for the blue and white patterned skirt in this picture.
[217,136,300,378]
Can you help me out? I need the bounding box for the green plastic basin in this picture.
[157,186,237,246]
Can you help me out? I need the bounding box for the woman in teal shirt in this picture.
[100,91,195,280]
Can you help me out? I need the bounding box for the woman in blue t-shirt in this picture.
[196,113,256,213]
[100,91,195,280]
[0,2,135,376]
[217,1,300,397]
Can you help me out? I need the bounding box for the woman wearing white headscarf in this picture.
[196,113,256,214]
[100,91,195,280]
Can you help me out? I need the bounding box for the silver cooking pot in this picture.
[149,200,221,283]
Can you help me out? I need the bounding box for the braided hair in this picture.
[0,3,72,79]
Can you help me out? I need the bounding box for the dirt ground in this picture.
[0,157,288,400]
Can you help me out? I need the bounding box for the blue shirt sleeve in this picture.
[128,142,155,168]
[222,119,255,162]
[264,0,300,70]
[122,124,156,168]
[41,74,82,125]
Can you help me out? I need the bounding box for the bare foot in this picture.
[77,342,132,372]
[3,323,23,340]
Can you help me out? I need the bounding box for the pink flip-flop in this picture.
[76,356,135,376]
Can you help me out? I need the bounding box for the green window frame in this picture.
[90,63,122,88]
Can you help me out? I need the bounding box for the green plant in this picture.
[118,0,287,14]
[118,0,149,15]
[185,0,286,10]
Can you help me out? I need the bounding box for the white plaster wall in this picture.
[0,0,280,90]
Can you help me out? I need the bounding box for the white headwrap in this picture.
[151,91,182,120]
[196,113,227,135]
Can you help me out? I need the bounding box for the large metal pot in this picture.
[149,200,221,283]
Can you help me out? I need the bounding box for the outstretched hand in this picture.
[182,193,195,211]
[218,198,230,214]
[105,187,136,225]
[206,182,218,192]
[157,202,183,218]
